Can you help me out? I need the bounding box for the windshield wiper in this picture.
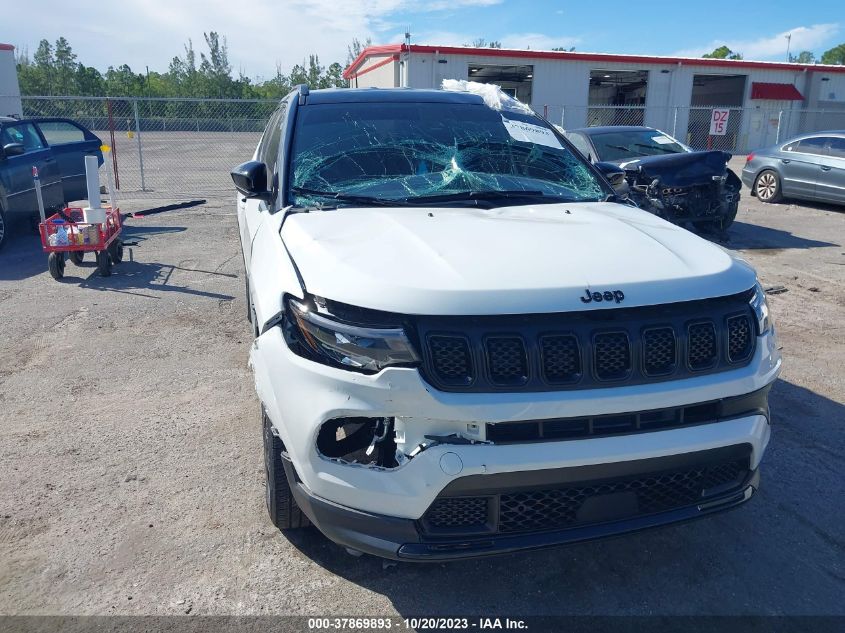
[402,190,548,204]
[290,186,409,207]
[633,143,677,154]
[607,144,647,156]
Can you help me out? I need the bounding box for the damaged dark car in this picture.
[564,126,742,232]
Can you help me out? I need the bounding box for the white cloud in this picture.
[673,23,839,60]
[4,0,502,80]
[499,32,580,51]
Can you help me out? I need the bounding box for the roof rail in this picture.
[294,84,310,105]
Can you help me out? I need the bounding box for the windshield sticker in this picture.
[652,135,675,145]
[502,117,562,149]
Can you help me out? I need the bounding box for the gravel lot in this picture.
[1,160,843,617]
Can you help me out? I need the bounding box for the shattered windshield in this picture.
[590,130,689,162]
[288,102,607,207]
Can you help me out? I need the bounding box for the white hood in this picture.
[281,202,756,315]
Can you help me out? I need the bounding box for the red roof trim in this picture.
[344,54,399,81]
[751,82,804,100]
[343,44,845,78]
[0,43,15,51]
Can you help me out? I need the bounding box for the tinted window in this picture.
[566,133,594,160]
[37,121,86,145]
[827,138,845,159]
[793,137,829,156]
[588,129,687,161]
[289,102,607,206]
[259,104,286,177]
[0,123,45,152]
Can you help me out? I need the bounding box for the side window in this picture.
[37,121,87,145]
[783,141,797,152]
[0,123,45,152]
[827,138,845,159]
[259,104,287,178]
[793,137,829,156]
[566,133,593,161]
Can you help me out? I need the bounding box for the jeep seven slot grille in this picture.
[418,292,757,393]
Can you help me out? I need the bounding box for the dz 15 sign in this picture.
[709,109,731,135]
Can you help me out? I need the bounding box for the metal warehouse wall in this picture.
[0,45,22,117]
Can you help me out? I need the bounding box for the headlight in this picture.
[285,297,420,373]
[749,282,771,334]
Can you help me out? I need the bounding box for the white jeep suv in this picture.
[231,85,780,561]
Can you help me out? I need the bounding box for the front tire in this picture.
[96,250,112,277]
[263,409,311,530]
[754,170,782,203]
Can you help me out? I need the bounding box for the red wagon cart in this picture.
[39,206,124,280]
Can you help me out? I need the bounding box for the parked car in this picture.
[232,85,780,561]
[564,125,742,232]
[742,131,845,205]
[0,116,103,249]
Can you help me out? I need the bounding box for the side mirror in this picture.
[231,160,271,201]
[595,161,629,196]
[1,142,25,158]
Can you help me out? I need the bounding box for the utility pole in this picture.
[785,33,792,62]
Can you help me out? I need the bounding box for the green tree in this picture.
[346,37,372,65]
[821,43,845,65]
[53,36,77,94]
[703,45,743,60]
[789,50,815,63]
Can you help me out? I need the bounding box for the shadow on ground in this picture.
[0,224,189,283]
[281,379,844,616]
[727,221,839,251]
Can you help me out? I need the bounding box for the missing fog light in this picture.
[316,417,399,468]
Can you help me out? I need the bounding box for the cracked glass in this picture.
[288,102,607,207]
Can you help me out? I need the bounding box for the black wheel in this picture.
[48,252,65,280]
[70,251,85,265]
[108,239,124,264]
[263,409,310,530]
[754,170,782,203]
[0,205,6,251]
[96,250,112,277]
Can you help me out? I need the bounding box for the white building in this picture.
[343,44,845,151]
[1,43,22,117]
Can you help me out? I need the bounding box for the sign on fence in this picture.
[709,109,731,136]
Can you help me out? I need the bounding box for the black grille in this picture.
[594,332,630,380]
[643,327,676,375]
[423,497,488,530]
[485,387,768,443]
[422,457,748,535]
[540,335,581,383]
[727,315,753,362]
[486,337,528,385]
[688,322,718,370]
[429,335,472,385]
[418,291,756,393]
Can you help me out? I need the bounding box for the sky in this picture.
[2,0,844,80]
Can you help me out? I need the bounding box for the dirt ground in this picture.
[0,165,843,616]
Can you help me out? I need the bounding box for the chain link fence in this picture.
[17,96,278,199]
[7,96,845,200]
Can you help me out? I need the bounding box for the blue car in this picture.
[0,116,103,249]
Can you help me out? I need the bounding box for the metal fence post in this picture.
[672,107,678,138]
[775,111,783,144]
[133,99,146,192]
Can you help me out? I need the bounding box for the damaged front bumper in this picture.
[283,448,761,561]
[253,325,779,523]
[622,151,742,227]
